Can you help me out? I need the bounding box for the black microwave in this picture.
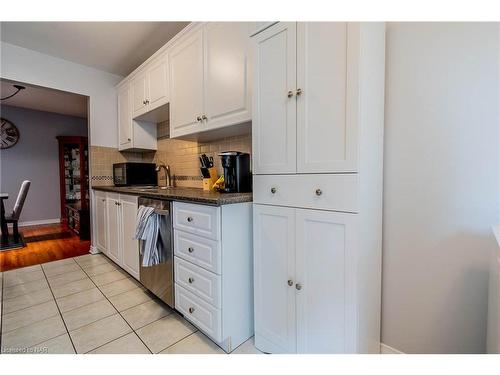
[113,162,157,186]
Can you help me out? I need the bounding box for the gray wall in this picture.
[382,23,499,353]
[0,105,87,224]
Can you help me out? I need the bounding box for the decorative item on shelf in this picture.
[1,117,20,149]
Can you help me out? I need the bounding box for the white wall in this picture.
[0,105,87,224]
[0,42,122,147]
[382,23,500,353]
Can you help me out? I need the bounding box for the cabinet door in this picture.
[95,192,108,253]
[106,194,121,264]
[169,28,204,137]
[120,195,140,280]
[295,209,355,353]
[204,22,252,130]
[147,55,169,109]
[253,204,296,353]
[296,22,356,173]
[252,22,297,174]
[132,72,148,117]
[118,85,132,149]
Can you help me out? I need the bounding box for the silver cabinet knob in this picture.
[142,100,146,105]
[145,99,149,104]
[287,90,294,98]
[187,216,193,222]
[188,247,194,253]
[201,114,207,121]
[271,187,277,194]
[188,307,195,314]
[315,189,322,196]
[127,138,131,141]
[295,283,302,290]
[196,116,202,122]
[287,279,293,286]
[296,88,303,96]
[188,277,195,284]
[102,199,106,202]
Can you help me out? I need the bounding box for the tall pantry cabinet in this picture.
[251,22,385,354]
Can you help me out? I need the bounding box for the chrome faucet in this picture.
[156,163,173,188]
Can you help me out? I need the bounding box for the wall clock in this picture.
[1,117,20,149]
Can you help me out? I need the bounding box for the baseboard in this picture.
[18,218,61,227]
[380,343,404,354]
[89,245,101,255]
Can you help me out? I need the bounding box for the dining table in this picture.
[1,192,9,243]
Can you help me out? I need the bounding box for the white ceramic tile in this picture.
[160,332,224,354]
[41,258,77,270]
[121,299,173,330]
[136,313,197,353]
[84,262,120,277]
[3,269,46,287]
[47,269,88,287]
[89,333,151,354]
[109,288,153,312]
[69,314,132,353]
[98,277,142,298]
[231,337,263,354]
[43,262,81,278]
[1,315,67,350]
[62,299,117,331]
[74,254,110,268]
[30,334,75,354]
[2,300,60,333]
[91,269,129,286]
[3,288,54,314]
[8,265,42,274]
[51,277,95,299]
[2,278,49,300]
[56,287,105,313]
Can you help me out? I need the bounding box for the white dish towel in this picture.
[134,205,161,266]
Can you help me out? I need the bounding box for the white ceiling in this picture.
[0,22,189,76]
[1,79,88,118]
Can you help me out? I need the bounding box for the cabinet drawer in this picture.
[174,230,221,274]
[253,174,358,213]
[173,202,220,240]
[175,285,222,342]
[175,256,221,308]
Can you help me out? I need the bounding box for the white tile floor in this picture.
[0,254,262,354]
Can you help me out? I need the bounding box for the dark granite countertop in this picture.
[92,185,252,206]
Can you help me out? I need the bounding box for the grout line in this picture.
[39,265,78,354]
[155,329,199,354]
[75,259,153,354]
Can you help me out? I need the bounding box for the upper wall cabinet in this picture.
[252,22,358,174]
[170,23,252,139]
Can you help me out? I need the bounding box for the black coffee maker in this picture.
[219,151,251,193]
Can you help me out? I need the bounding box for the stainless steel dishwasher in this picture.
[137,196,174,308]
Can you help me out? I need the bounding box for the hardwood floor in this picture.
[0,223,90,272]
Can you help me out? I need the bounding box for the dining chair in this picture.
[5,180,31,242]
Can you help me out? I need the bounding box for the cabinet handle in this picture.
[202,114,207,121]
[315,189,322,196]
[295,283,302,291]
[296,88,303,96]
[188,247,194,253]
[142,100,146,105]
[271,187,277,194]
[146,99,149,105]
[188,277,195,284]
[127,138,131,141]
[196,116,202,122]
[188,307,195,314]
[287,279,293,287]
[187,216,193,222]
[287,90,294,98]
[102,199,106,202]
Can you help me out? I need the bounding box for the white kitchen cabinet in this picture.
[252,22,297,174]
[204,22,252,131]
[169,23,252,138]
[106,193,121,264]
[297,22,357,173]
[252,22,386,354]
[94,190,108,254]
[132,72,148,117]
[253,204,296,354]
[173,201,253,353]
[169,27,205,137]
[100,192,140,280]
[120,194,140,280]
[118,85,132,149]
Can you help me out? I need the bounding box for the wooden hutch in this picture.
[57,136,90,240]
